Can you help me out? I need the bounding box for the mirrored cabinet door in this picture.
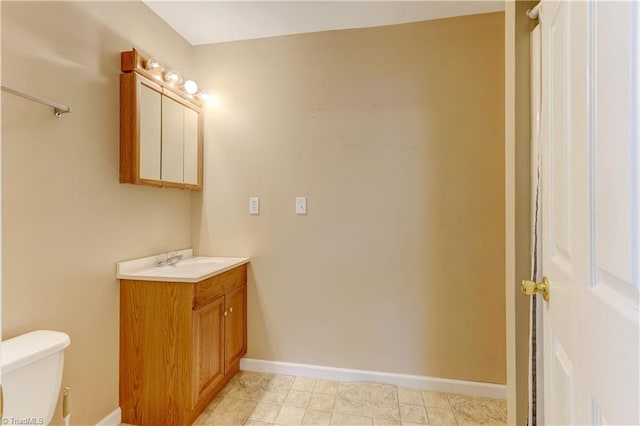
[138,82,161,181]
[120,72,164,187]
[161,94,185,184]
[183,107,199,185]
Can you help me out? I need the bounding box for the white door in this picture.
[540,0,639,424]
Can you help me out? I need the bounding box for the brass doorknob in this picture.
[521,276,550,301]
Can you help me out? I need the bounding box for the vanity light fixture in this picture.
[135,51,205,100]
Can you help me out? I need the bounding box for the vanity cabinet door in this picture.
[192,295,225,407]
[225,285,247,371]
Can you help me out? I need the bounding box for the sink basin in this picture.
[117,249,250,283]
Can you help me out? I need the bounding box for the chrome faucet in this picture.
[156,252,183,267]
[167,253,183,266]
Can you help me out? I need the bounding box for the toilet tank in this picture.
[1,330,70,424]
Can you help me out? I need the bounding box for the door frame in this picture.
[505,1,538,425]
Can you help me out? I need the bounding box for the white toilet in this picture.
[1,330,71,424]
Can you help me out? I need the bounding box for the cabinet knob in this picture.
[224,310,228,317]
[230,307,234,313]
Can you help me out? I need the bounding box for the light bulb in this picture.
[163,70,182,84]
[182,80,198,95]
[145,57,163,71]
[195,92,209,101]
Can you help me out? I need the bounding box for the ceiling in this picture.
[142,1,505,46]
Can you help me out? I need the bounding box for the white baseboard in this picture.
[240,358,506,400]
[95,407,121,426]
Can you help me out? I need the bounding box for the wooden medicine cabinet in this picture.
[120,49,203,190]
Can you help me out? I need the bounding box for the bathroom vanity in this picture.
[117,250,249,425]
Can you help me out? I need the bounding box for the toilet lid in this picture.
[1,330,70,374]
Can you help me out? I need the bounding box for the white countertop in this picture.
[116,249,250,283]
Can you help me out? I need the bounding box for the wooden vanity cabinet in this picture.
[119,49,203,190]
[120,264,247,426]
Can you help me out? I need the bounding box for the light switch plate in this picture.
[296,197,307,215]
[249,197,260,215]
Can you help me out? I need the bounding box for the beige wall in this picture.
[192,13,506,384]
[1,2,193,423]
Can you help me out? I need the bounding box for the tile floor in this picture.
[192,371,507,426]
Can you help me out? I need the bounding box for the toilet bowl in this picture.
[1,330,70,424]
